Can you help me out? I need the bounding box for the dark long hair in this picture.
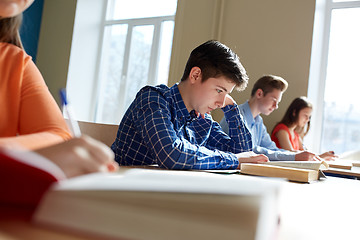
[274,96,313,137]
[0,14,23,48]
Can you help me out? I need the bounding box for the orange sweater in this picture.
[0,42,71,150]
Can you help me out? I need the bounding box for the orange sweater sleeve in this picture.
[0,43,71,150]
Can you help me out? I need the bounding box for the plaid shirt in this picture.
[111,84,252,170]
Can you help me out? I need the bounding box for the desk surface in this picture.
[277,176,360,240]
[1,176,359,240]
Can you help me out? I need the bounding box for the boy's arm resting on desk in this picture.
[258,121,287,152]
[253,146,296,161]
[137,102,240,170]
[254,120,296,161]
[111,87,240,170]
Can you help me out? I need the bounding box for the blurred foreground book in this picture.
[33,168,282,240]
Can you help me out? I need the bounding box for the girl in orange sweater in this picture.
[0,1,118,219]
[0,7,71,149]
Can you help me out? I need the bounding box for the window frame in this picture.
[306,0,360,152]
[93,5,176,123]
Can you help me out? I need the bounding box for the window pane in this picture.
[95,1,176,124]
[321,7,360,153]
[107,0,177,20]
[96,24,128,124]
[124,25,154,109]
[157,21,175,85]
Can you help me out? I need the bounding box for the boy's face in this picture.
[190,75,236,115]
[257,89,283,116]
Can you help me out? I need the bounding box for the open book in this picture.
[336,150,360,168]
[328,161,353,170]
[33,168,282,240]
[352,162,360,167]
[241,161,329,183]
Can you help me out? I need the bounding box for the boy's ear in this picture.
[255,89,264,98]
[189,67,202,84]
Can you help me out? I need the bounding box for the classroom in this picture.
[1,0,360,239]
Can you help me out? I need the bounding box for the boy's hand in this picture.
[223,94,236,108]
[235,151,269,169]
[295,151,322,161]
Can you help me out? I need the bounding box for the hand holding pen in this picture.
[59,89,81,137]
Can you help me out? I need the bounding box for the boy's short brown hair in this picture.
[251,75,288,97]
[181,40,249,91]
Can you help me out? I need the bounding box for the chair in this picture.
[77,121,118,147]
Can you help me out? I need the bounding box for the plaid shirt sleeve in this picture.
[207,104,252,152]
[134,91,240,170]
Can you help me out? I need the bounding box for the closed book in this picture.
[328,161,353,170]
[33,168,282,240]
[241,161,329,183]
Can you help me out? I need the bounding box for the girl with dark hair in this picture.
[271,96,336,160]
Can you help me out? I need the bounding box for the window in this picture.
[95,0,177,124]
[307,0,360,154]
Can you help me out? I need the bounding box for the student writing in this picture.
[271,96,336,160]
[220,75,322,161]
[0,0,119,219]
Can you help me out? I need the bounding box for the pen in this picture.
[59,88,81,137]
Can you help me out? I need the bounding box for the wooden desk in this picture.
[1,176,360,240]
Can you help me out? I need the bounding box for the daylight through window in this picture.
[95,0,177,124]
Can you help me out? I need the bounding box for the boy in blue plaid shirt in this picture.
[111,40,268,169]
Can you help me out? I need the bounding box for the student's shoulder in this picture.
[134,84,172,106]
[0,42,30,62]
[136,84,171,98]
[273,123,289,133]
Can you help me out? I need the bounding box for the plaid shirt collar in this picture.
[170,84,198,125]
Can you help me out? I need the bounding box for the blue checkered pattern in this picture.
[111,84,252,170]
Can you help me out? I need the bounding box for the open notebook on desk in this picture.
[322,150,360,178]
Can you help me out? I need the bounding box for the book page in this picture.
[51,168,282,196]
[264,161,329,171]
